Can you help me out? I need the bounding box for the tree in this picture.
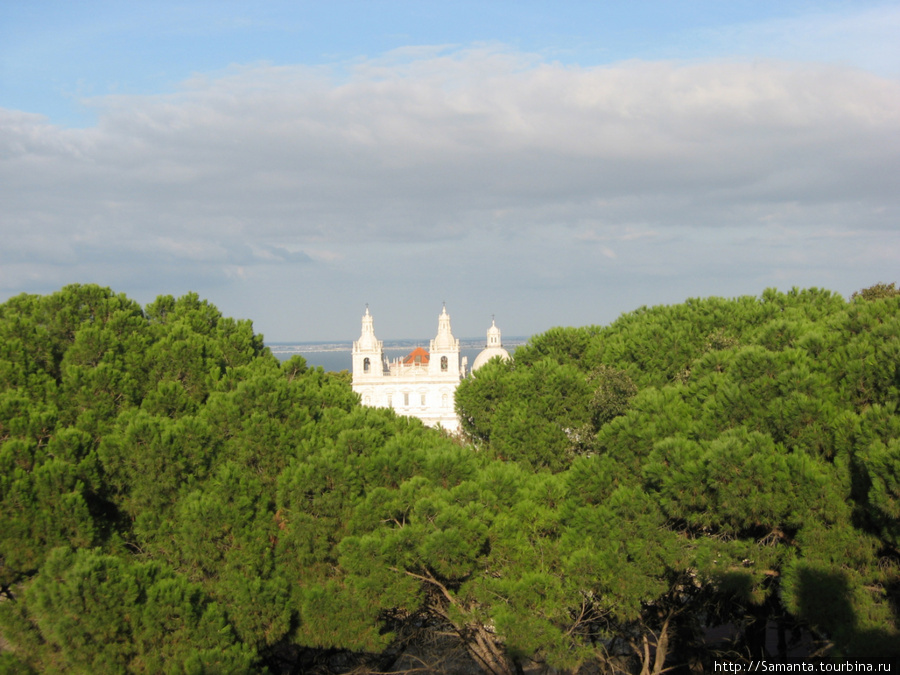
[5,284,900,670]
[851,282,900,302]
[0,547,256,673]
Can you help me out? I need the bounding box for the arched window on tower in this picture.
[363,357,370,373]
[441,356,448,372]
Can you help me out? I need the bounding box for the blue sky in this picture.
[6,1,898,127]
[2,1,899,340]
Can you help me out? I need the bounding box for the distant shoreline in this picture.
[266,338,529,371]
[267,337,529,352]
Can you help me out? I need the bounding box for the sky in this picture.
[1,1,899,341]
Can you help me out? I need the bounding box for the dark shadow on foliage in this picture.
[795,566,900,661]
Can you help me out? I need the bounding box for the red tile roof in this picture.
[403,347,430,365]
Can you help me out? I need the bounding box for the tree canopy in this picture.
[1,283,898,673]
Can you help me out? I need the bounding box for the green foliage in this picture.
[514,325,602,367]
[456,286,900,663]
[4,284,900,671]
[645,429,845,535]
[586,363,638,428]
[457,357,592,471]
[851,281,900,302]
[1,547,255,674]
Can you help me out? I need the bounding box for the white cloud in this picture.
[1,46,898,337]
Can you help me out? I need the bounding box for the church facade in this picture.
[351,306,509,432]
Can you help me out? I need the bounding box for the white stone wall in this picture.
[351,307,463,432]
[353,368,460,431]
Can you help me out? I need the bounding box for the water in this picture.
[267,338,529,372]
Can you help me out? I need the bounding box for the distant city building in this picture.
[351,306,510,432]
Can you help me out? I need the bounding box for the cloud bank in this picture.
[2,46,898,338]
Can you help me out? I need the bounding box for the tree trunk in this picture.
[633,615,671,675]
[638,634,651,675]
[652,616,671,675]
[398,568,516,675]
[466,622,517,675]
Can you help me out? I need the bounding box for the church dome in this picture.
[471,319,510,372]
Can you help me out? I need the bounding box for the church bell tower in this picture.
[428,304,462,377]
[352,306,384,381]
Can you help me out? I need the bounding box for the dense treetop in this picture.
[1,283,898,674]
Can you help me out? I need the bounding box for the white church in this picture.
[351,305,510,432]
